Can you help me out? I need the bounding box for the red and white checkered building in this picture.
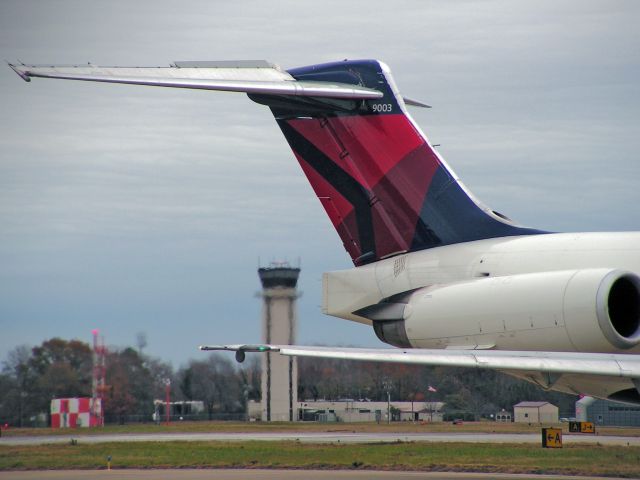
[51,397,103,428]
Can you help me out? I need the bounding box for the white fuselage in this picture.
[324,232,640,353]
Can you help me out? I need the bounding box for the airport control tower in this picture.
[258,261,300,421]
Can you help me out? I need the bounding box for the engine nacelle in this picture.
[370,269,640,352]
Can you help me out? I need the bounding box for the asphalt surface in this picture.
[2,431,640,446]
[0,470,630,480]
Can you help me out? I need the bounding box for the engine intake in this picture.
[596,271,640,348]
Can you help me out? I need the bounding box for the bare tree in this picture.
[1,346,31,426]
[178,354,244,418]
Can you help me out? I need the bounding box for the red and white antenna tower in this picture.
[91,329,107,427]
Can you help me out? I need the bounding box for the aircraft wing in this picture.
[8,60,383,99]
[200,344,640,380]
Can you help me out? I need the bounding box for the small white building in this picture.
[297,400,444,423]
[514,401,558,424]
[495,409,512,422]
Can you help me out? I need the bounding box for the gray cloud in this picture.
[1,0,638,365]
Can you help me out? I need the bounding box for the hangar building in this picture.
[586,399,640,426]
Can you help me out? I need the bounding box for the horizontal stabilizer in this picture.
[402,96,431,108]
[7,61,383,99]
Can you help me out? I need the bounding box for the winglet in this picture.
[8,62,31,82]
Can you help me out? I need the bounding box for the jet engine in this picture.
[358,269,640,353]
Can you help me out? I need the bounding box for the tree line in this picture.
[296,355,577,418]
[0,337,577,426]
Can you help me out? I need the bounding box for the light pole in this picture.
[409,392,415,423]
[383,379,392,425]
[163,378,171,425]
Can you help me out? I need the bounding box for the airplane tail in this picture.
[9,58,544,266]
[250,60,544,266]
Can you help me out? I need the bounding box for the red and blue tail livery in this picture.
[251,60,544,265]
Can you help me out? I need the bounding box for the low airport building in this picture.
[153,400,205,419]
[297,400,444,423]
[585,399,640,426]
[247,399,444,422]
[513,401,559,424]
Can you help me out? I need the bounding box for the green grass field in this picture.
[2,441,640,477]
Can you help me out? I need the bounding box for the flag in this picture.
[428,385,437,393]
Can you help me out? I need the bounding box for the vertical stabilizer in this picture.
[251,60,544,266]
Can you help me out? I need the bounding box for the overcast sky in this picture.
[1,0,638,367]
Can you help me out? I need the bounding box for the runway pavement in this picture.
[2,430,640,446]
[0,470,630,480]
